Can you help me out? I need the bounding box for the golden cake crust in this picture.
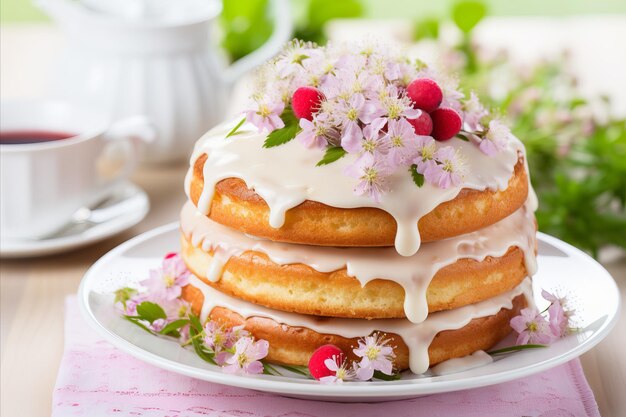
[181,286,525,371]
[181,233,530,319]
[189,154,529,246]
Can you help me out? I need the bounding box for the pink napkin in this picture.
[53,296,600,417]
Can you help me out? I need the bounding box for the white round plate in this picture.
[0,182,149,258]
[78,223,620,402]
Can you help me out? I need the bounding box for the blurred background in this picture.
[2,0,625,257]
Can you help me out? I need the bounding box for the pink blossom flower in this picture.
[296,114,333,149]
[319,355,357,384]
[149,318,167,332]
[162,298,192,320]
[390,60,418,87]
[299,53,336,87]
[344,152,392,202]
[542,289,575,338]
[333,94,381,150]
[431,147,465,189]
[413,137,438,175]
[353,333,395,380]
[204,321,230,353]
[336,93,379,127]
[510,307,556,345]
[375,86,421,122]
[321,62,382,102]
[224,325,251,350]
[383,60,402,82]
[342,117,389,156]
[141,254,190,301]
[204,322,252,366]
[179,324,191,344]
[275,40,320,78]
[385,118,421,167]
[479,119,510,156]
[244,97,285,133]
[463,92,488,130]
[222,337,269,375]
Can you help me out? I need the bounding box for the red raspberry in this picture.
[408,112,433,136]
[406,78,443,113]
[292,86,325,121]
[430,107,462,141]
[308,344,345,380]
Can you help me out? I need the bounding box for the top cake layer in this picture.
[185,41,536,256]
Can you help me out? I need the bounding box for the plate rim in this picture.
[0,182,150,258]
[77,222,621,398]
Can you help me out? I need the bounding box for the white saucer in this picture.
[0,182,149,258]
[78,224,620,402]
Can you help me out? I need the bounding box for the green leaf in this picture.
[219,0,273,62]
[189,314,204,332]
[123,316,153,334]
[452,1,487,34]
[225,117,246,138]
[136,301,167,322]
[262,362,283,376]
[373,370,402,381]
[487,344,547,356]
[280,364,311,377]
[413,17,439,41]
[295,0,364,44]
[409,164,425,187]
[316,146,347,166]
[159,319,190,336]
[263,108,300,148]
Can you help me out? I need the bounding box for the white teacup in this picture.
[0,100,155,240]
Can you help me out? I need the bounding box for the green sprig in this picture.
[263,108,301,148]
[409,164,425,187]
[373,370,402,381]
[487,344,547,356]
[225,117,246,138]
[316,146,347,166]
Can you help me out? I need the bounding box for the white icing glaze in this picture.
[180,201,537,324]
[430,350,493,376]
[185,119,531,257]
[188,275,533,374]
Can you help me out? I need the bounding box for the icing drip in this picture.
[185,120,530,257]
[188,275,533,374]
[430,350,493,376]
[180,201,538,324]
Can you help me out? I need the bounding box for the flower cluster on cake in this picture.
[114,40,577,382]
[242,40,512,201]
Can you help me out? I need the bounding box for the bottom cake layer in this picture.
[181,276,532,374]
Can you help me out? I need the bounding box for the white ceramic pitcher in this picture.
[38,0,292,163]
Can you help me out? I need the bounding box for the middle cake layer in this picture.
[180,201,537,323]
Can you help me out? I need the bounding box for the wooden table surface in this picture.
[1,20,625,417]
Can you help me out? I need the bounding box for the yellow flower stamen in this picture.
[164,274,175,288]
[391,135,403,147]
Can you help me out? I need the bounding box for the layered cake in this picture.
[178,41,538,375]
